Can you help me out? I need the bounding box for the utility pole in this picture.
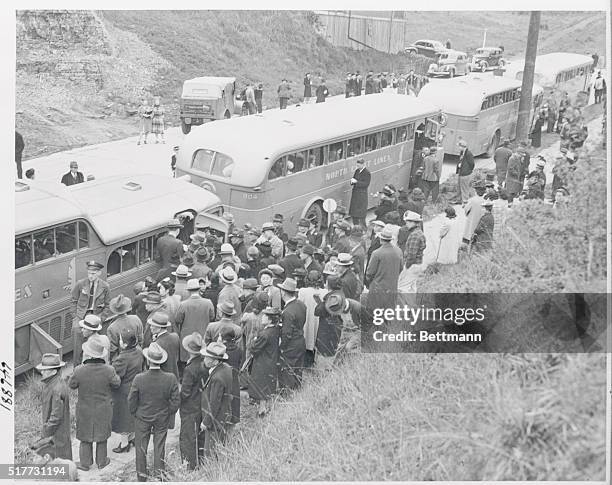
[516,11,541,143]
[482,29,487,48]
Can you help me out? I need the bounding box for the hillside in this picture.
[15,10,606,159]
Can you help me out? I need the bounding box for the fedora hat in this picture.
[301,244,315,256]
[262,306,281,316]
[220,243,235,255]
[218,301,237,316]
[142,291,162,305]
[261,222,275,231]
[182,332,203,354]
[371,220,385,228]
[242,278,259,290]
[536,159,546,168]
[324,291,346,315]
[82,334,107,360]
[258,268,274,280]
[148,312,171,328]
[286,238,298,251]
[109,294,132,314]
[298,218,310,228]
[201,341,229,360]
[336,253,354,266]
[171,264,192,278]
[35,353,66,371]
[403,210,422,222]
[219,266,238,284]
[79,314,102,331]
[143,342,168,365]
[186,278,200,291]
[167,218,184,229]
[273,213,284,223]
[276,277,298,293]
[293,267,307,278]
[379,225,394,241]
[267,264,285,277]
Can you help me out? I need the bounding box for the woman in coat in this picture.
[111,328,145,453]
[436,206,462,265]
[248,307,281,417]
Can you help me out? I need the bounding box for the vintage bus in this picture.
[504,53,593,96]
[175,94,443,229]
[418,76,543,156]
[15,174,227,374]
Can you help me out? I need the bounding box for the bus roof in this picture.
[15,174,222,244]
[504,53,593,85]
[418,76,528,116]
[184,76,236,86]
[179,93,440,187]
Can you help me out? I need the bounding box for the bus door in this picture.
[410,118,440,187]
[194,212,229,242]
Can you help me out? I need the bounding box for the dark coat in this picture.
[153,331,180,380]
[349,168,371,218]
[306,229,322,248]
[374,199,397,221]
[279,298,307,389]
[315,85,329,103]
[201,362,234,432]
[175,295,215,361]
[473,212,495,251]
[60,171,85,186]
[314,302,342,356]
[505,153,524,195]
[111,347,145,433]
[41,373,72,460]
[279,253,304,279]
[128,368,180,424]
[68,358,120,442]
[530,118,544,148]
[180,355,207,416]
[494,146,512,179]
[107,314,143,361]
[205,318,242,345]
[365,242,402,310]
[248,324,280,400]
[217,284,242,325]
[456,148,475,176]
[303,77,312,98]
[155,234,184,269]
[338,268,363,300]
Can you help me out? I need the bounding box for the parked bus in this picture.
[504,53,593,96]
[15,174,227,374]
[418,76,543,156]
[175,94,443,229]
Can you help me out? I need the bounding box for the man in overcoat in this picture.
[303,73,312,102]
[349,158,371,227]
[454,140,475,205]
[128,342,180,481]
[279,238,304,278]
[36,354,72,460]
[68,335,121,471]
[179,333,207,470]
[276,278,307,391]
[472,200,495,252]
[205,301,243,344]
[494,139,512,186]
[462,180,487,245]
[335,253,363,300]
[175,279,215,366]
[365,225,403,313]
[71,260,110,366]
[200,341,234,457]
[505,148,525,205]
[106,294,143,361]
[149,312,180,382]
[154,219,185,281]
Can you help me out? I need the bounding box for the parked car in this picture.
[404,39,447,59]
[471,47,506,72]
[427,50,471,78]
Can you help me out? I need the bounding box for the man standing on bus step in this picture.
[494,139,512,187]
[453,140,474,206]
[303,73,312,103]
[61,161,85,186]
[71,260,111,366]
[278,79,291,110]
[420,146,441,204]
[155,219,185,282]
[349,158,371,228]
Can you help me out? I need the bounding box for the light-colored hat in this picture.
[218,301,237,316]
[403,210,422,222]
[182,332,203,353]
[261,222,275,231]
[371,220,385,228]
[220,243,235,255]
[336,253,354,266]
[79,314,102,331]
[536,160,546,168]
[171,264,192,278]
[148,312,171,328]
[35,353,66,371]
[201,341,229,360]
[482,200,494,207]
[143,342,168,364]
[186,278,200,291]
[82,334,107,360]
[379,225,394,241]
[276,277,298,292]
[219,266,238,284]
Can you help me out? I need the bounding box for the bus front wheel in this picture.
[181,120,191,135]
[305,202,324,231]
[486,131,501,158]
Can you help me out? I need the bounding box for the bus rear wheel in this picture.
[486,131,501,158]
[305,202,324,232]
[181,120,191,135]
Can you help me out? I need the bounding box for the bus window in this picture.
[380,129,393,147]
[288,151,306,174]
[33,229,54,262]
[211,152,235,178]
[347,137,363,157]
[328,141,344,163]
[396,126,407,142]
[138,236,154,264]
[364,133,378,152]
[55,222,76,255]
[122,242,138,272]
[406,123,415,140]
[107,250,121,276]
[307,147,324,168]
[15,235,32,269]
[268,157,286,180]
[192,149,215,173]
[78,221,88,249]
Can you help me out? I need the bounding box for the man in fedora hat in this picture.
[190,247,213,281]
[279,238,305,279]
[79,314,110,364]
[365,224,403,312]
[494,138,512,186]
[257,222,284,260]
[366,220,385,268]
[200,341,234,457]
[229,228,248,264]
[69,335,121,471]
[36,354,72,461]
[322,291,363,364]
[179,333,207,470]
[128,342,180,481]
[155,219,185,281]
[141,291,167,348]
[276,278,307,391]
[71,260,110,366]
[462,180,487,246]
[454,139,475,205]
[272,213,289,244]
[333,220,352,254]
[349,158,371,227]
[107,294,143,361]
[60,161,85,186]
[148,312,180,382]
[398,211,426,295]
[217,267,242,325]
[175,279,215,370]
[172,264,192,301]
[335,253,362,300]
[299,244,322,274]
[205,301,242,344]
